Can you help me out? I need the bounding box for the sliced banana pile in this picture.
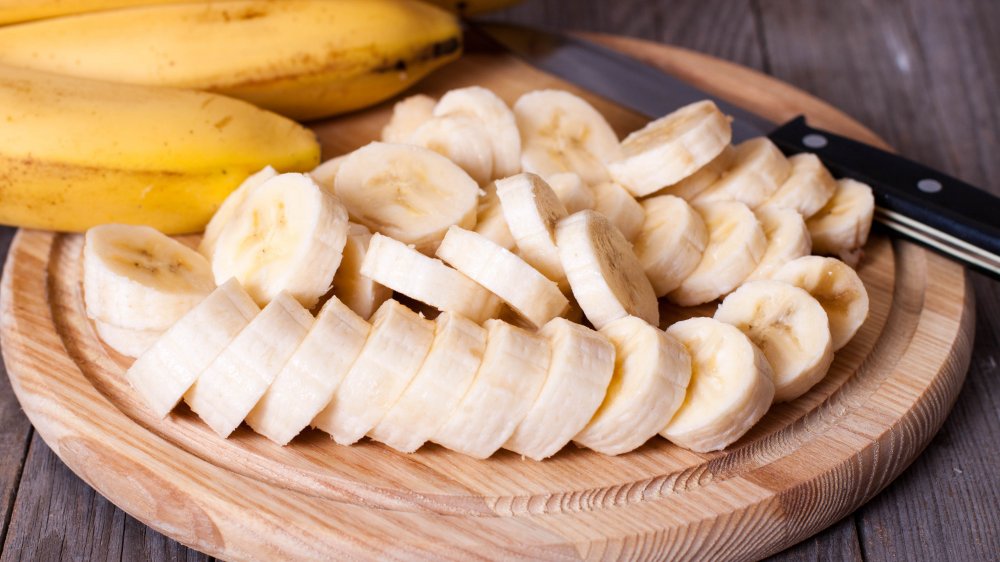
[83,86,878,460]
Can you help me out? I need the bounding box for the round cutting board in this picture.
[0,36,975,561]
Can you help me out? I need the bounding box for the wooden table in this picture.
[0,1,997,560]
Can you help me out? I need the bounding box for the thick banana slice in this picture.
[495,173,569,286]
[315,299,435,445]
[556,210,659,329]
[309,155,347,194]
[211,173,349,308]
[381,94,436,142]
[335,142,479,252]
[84,223,215,331]
[609,100,732,197]
[437,226,569,329]
[506,318,615,460]
[185,292,314,438]
[574,316,691,455]
[591,181,646,242]
[762,153,836,218]
[661,317,775,452]
[806,178,875,267]
[95,321,161,359]
[433,319,551,459]
[434,86,521,178]
[331,223,391,320]
[369,312,487,453]
[770,256,869,351]
[409,116,494,185]
[668,200,767,306]
[747,206,812,281]
[547,172,595,214]
[126,279,259,418]
[715,280,834,402]
[247,296,370,445]
[514,89,621,186]
[361,233,502,323]
[474,182,516,250]
[199,165,277,259]
[694,137,791,208]
[651,145,735,201]
[634,195,709,296]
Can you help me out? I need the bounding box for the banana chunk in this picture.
[547,172,596,214]
[211,172,349,308]
[574,316,691,455]
[95,321,161,359]
[496,172,569,286]
[361,233,502,323]
[309,155,347,194]
[634,195,709,296]
[381,94,437,143]
[591,181,646,242]
[335,142,480,252]
[437,226,569,329]
[609,100,732,197]
[506,318,615,460]
[762,153,837,218]
[185,293,314,438]
[410,116,494,185]
[715,280,834,402]
[433,319,551,459]
[331,223,392,320]
[84,224,215,331]
[556,210,660,329]
[695,137,791,208]
[369,312,487,453]
[662,317,775,452]
[747,206,812,281]
[806,178,875,267]
[770,256,869,351]
[474,182,516,250]
[199,165,277,259]
[434,86,521,178]
[651,145,735,201]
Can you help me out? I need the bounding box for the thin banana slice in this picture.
[770,256,869,351]
[495,172,569,286]
[591,181,646,242]
[381,94,436,142]
[361,233,502,323]
[651,145,735,201]
[434,86,521,178]
[668,200,767,306]
[747,206,812,281]
[437,226,569,329]
[315,299,435,445]
[694,137,791,208]
[335,142,479,252]
[609,100,732,197]
[247,296,370,445]
[574,316,691,455]
[556,210,659,329]
[369,312,487,453]
[199,165,277,259]
[94,320,161,359]
[474,182,516,250]
[185,292,314,438]
[309,155,347,194]
[211,173,349,308]
[514,89,621,186]
[547,172,595,214]
[661,317,775,452]
[806,178,875,267]
[331,223,391,320]
[762,153,836,218]
[715,280,834,402]
[634,195,709,296]
[506,318,615,460]
[410,115,494,185]
[84,223,215,331]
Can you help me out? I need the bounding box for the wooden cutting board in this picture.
[0,36,976,561]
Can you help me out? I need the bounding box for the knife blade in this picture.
[469,22,1000,279]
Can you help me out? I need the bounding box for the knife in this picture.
[469,22,1000,280]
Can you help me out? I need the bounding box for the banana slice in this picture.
[514,89,622,186]
[433,319,551,459]
[211,173,349,308]
[94,321,161,359]
[126,279,259,418]
[247,296,370,445]
[694,137,791,208]
[668,200,767,306]
[806,178,875,267]
[437,226,569,329]
[309,155,347,194]
[84,223,215,331]
[770,256,869,351]
[474,182,516,250]
[331,223,391,320]
[381,94,436,143]
[634,195,709,296]
[746,206,812,281]
[506,318,615,460]
[434,86,521,178]
[361,233,502,323]
[199,165,278,259]
[762,153,836,218]
[661,317,775,452]
[715,280,834,402]
[369,312,487,453]
[574,316,691,455]
[410,115,494,185]
[557,210,660,329]
[609,100,732,197]
[495,172,569,286]
[547,172,595,214]
[185,292,314,438]
[315,299,435,445]
[651,145,735,201]
[335,142,480,252]
[591,181,646,242]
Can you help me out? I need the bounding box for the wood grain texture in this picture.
[0,42,976,561]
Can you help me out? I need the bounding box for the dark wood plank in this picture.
[768,517,863,562]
